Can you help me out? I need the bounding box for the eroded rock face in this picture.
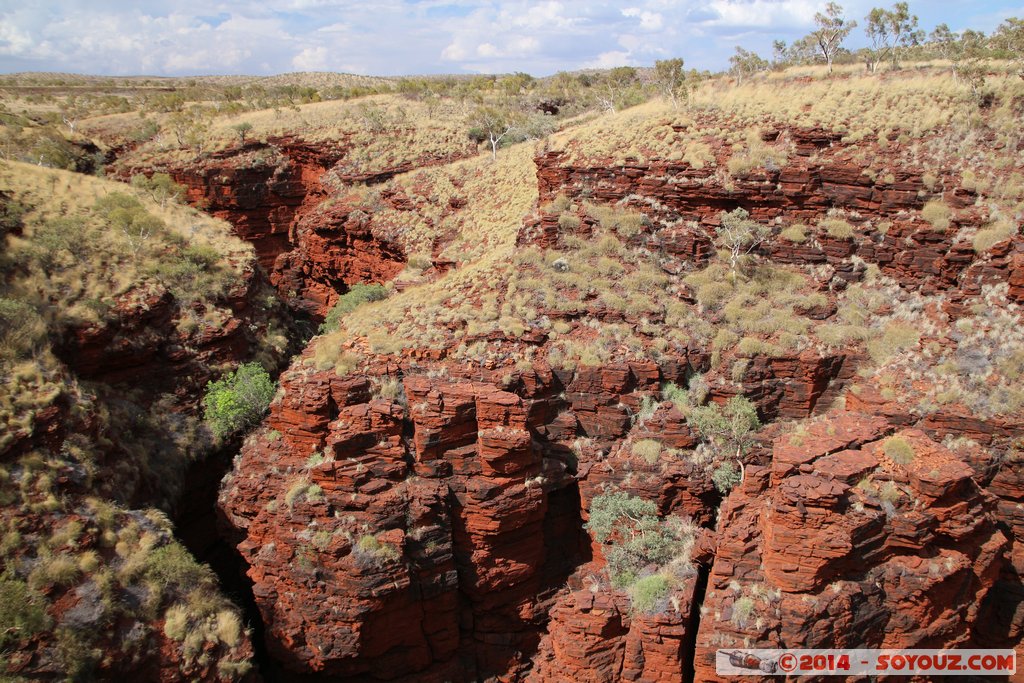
[523,140,1024,301]
[133,137,480,320]
[271,196,407,318]
[691,417,1007,682]
[218,368,591,679]
[528,580,697,683]
[207,120,1024,682]
[53,263,282,400]
[216,334,872,680]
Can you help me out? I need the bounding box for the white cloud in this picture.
[585,50,633,68]
[292,46,329,70]
[622,7,664,31]
[476,42,499,57]
[0,0,1007,76]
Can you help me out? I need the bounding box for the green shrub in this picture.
[779,224,807,243]
[662,381,689,412]
[732,596,755,626]
[867,323,920,365]
[202,362,276,439]
[320,283,388,333]
[130,173,186,206]
[29,554,80,589]
[629,574,671,614]
[142,543,216,592]
[712,462,742,493]
[972,219,1016,253]
[0,198,25,239]
[284,476,323,508]
[151,243,230,303]
[586,492,690,588]
[0,297,48,361]
[689,396,760,458]
[584,202,647,239]
[878,480,901,502]
[558,213,581,230]
[543,194,571,213]
[372,377,404,402]
[353,534,401,567]
[0,572,51,648]
[820,217,854,239]
[94,192,166,255]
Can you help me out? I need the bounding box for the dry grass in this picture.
[121,94,474,177]
[308,141,537,362]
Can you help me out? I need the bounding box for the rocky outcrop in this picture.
[164,142,340,269]
[127,137,478,319]
[271,195,406,317]
[692,415,1007,682]
[53,262,285,401]
[528,579,698,683]
[217,367,591,679]
[523,140,1022,299]
[216,327,869,680]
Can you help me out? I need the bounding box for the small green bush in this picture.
[94,192,166,254]
[587,492,691,588]
[712,462,742,493]
[629,574,671,614]
[320,283,388,333]
[779,224,808,243]
[731,596,755,626]
[867,323,920,365]
[130,173,186,206]
[0,198,25,239]
[689,396,761,458]
[202,362,276,439]
[353,534,400,566]
[662,381,689,412]
[558,213,581,230]
[820,218,854,240]
[972,219,1016,253]
[0,297,47,361]
[0,572,51,648]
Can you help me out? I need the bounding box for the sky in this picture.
[0,1,1021,78]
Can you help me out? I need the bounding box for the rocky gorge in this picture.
[147,88,1023,681]
[2,66,1023,682]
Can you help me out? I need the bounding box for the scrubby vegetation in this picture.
[320,283,389,333]
[202,362,277,439]
[2,4,1024,675]
[0,158,277,678]
[587,491,697,609]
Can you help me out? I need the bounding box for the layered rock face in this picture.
[218,366,591,680]
[213,113,1024,683]
[132,136,478,319]
[217,344,874,680]
[523,135,1024,304]
[52,262,283,402]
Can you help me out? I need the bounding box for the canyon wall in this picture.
[214,120,1024,682]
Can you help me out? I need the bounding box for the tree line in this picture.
[732,2,1023,86]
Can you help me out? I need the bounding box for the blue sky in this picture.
[0,1,1021,77]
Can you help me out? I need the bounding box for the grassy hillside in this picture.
[302,63,1023,428]
[0,164,294,679]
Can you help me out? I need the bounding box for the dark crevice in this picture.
[173,440,278,679]
[683,565,710,683]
